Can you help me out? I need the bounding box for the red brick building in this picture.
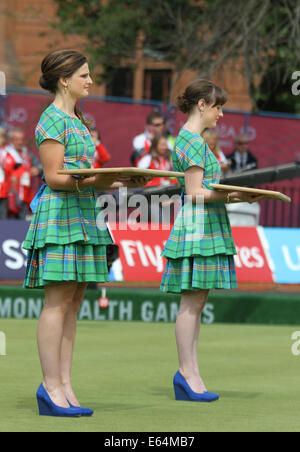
[0,0,251,110]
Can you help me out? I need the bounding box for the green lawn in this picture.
[0,319,300,432]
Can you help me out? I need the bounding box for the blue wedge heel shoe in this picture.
[36,383,82,417]
[68,401,94,417]
[173,371,219,402]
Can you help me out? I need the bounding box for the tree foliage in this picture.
[54,0,300,112]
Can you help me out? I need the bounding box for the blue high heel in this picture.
[67,401,93,417]
[173,371,219,402]
[36,384,82,417]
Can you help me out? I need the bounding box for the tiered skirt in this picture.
[23,186,113,289]
[160,200,238,294]
[160,254,237,293]
[24,243,109,289]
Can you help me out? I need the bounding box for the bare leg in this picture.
[60,282,88,407]
[37,281,78,407]
[175,289,209,393]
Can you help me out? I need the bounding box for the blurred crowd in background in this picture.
[0,111,258,220]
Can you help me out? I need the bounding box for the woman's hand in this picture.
[93,174,153,190]
[93,173,121,190]
[227,191,268,204]
[125,176,153,188]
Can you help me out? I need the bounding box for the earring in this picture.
[64,85,68,95]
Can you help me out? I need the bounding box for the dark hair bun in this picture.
[39,75,48,90]
[176,94,189,114]
[39,74,56,93]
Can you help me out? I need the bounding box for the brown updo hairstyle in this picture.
[39,49,91,130]
[176,79,227,114]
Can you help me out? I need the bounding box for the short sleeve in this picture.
[175,135,206,172]
[35,112,67,149]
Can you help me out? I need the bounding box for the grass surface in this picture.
[0,319,300,432]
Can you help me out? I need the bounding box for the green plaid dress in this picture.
[160,128,237,293]
[23,103,113,289]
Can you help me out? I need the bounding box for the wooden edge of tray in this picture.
[210,183,291,203]
[57,168,185,178]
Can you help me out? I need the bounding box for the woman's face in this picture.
[64,62,93,99]
[156,137,168,156]
[199,100,224,128]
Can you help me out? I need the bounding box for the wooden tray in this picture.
[210,183,291,202]
[57,167,185,178]
[56,168,291,202]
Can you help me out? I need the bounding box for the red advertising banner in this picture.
[110,224,169,282]
[111,225,274,283]
[0,220,286,284]
[231,227,274,283]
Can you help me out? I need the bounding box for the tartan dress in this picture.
[23,103,113,289]
[160,128,237,293]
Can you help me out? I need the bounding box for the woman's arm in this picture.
[185,166,264,204]
[39,140,95,191]
[185,166,227,203]
[39,139,123,191]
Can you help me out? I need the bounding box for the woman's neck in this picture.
[53,93,77,118]
[184,113,206,135]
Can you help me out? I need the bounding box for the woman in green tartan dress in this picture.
[161,79,264,401]
[23,50,149,416]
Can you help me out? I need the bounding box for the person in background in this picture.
[226,133,258,173]
[8,128,42,179]
[91,128,111,168]
[7,128,43,217]
[137,134,176,187]
[131,112,173,166]
[9,164,31,219]
[164,116,177,149]
[202,129,230,176]
[137,133,178,225]
[0,127,16,219]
